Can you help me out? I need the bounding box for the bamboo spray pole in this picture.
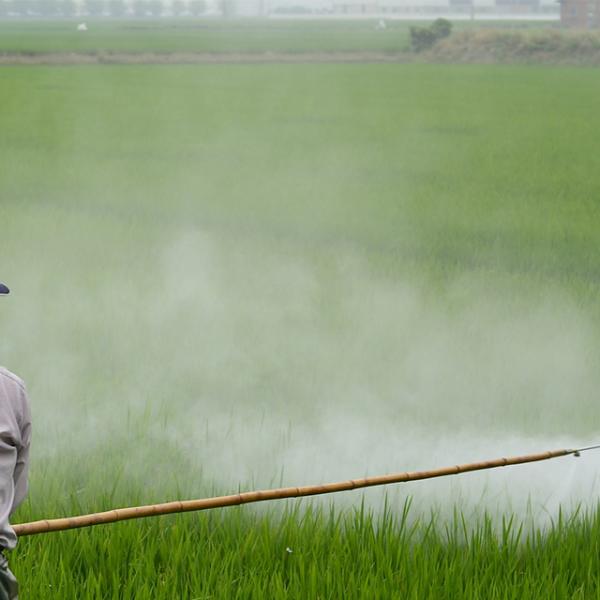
[14,446,598,537]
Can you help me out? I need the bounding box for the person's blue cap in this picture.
[0,283,9,295]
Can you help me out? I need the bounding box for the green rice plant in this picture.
[12,500,600,599]
[2,61,600,597]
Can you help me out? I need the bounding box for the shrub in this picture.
[431,18,453,41]
[410,18,453,53]
[409,27,437,52]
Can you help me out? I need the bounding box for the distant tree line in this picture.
[0,0,217,17]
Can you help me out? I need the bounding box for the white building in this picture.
[267,0,556,14]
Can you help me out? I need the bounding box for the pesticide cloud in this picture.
[4,226,600,521]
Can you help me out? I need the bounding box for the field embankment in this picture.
[0,50,411,64]
[2,29,600,65]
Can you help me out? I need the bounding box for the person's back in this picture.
[0,284,31,600]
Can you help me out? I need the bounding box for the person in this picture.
[0,283,31,600]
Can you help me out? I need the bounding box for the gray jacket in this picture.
[0,369,31,550]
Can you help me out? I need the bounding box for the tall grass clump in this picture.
[431,29,600,64]
[410,19,453,52]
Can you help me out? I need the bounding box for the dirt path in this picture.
[0,51,415,65]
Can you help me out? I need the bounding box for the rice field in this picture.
[2,41,600,598]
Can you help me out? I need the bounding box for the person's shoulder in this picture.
[0,367,26,391]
